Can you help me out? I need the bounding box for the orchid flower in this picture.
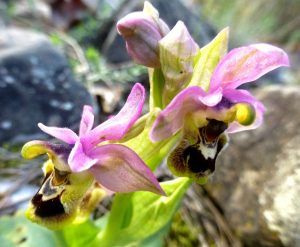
[22,83,165,228]
[23,83,164,195]
[150,44,289,183]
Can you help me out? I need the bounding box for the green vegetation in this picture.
[198,0,300,47]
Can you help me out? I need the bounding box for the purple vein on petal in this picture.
[209,43,290,91]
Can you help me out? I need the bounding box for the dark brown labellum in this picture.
[32,193,65,218]
[31,168,70,218]
[201,119,228,143]
[168,119,228,179]
[183,145,216,174]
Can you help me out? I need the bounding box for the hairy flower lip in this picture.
[167,120,228,183]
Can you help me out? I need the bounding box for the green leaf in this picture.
[0,211,65,247]
[122,178,191,242]
[94,177,192,246]
[49,33,64,46]
[58,220,99,247]
[189,27,229,91]
[0,211,102,247]
[137,222,171,247]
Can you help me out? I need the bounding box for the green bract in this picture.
[189,28,229,91]
[159,21,199,106]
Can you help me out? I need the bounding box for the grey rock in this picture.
[206,86,300,246]
[262,135,300,247]
[0,28,94,144]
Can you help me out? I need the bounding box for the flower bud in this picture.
[117,2,169,67]
[142,1,170,36]
[159,21,199,105]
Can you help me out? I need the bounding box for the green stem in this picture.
[149,68,165,110]
[92,193,133,246]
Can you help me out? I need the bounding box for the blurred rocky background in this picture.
[0,0,299,246]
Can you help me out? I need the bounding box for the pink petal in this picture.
[38,123,78,144]
[86,83,145,145]
[223,89,266,133]
[88,144,165,195]
[150,86,222,142]
[79,105,94,137]
[68,141,98,172]
[210,43,290,91]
